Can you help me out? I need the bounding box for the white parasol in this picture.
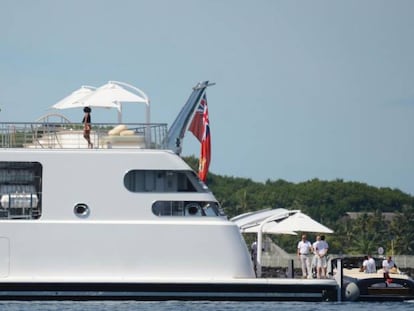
[265,211,333,234]
[51,81,150,123]
[52,85,96,109]
[79,81,148,112]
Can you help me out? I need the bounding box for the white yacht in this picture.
[0,81,338,301]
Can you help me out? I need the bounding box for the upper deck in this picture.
[0,117,168,150]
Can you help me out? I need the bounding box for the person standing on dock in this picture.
[311,235,321,278]
[297,234,313,279]
[316,235,329,279]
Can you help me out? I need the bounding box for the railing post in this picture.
[334,258,343,302]
[287,259,294,278]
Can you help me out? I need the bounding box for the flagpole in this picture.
[166,81,215,154]
[193,82,216,90]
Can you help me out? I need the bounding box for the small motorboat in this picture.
[329,256,414,301]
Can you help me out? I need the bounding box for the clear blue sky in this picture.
[1,0,414,195]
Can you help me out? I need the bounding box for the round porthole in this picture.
[185,203,200,216]
[74,203,90,218]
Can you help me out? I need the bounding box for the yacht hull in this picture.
[0,279,338,301]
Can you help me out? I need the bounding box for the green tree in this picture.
[182,156,414,254]
[389,205,414,254]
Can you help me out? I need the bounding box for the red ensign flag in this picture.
[189,94,211,182]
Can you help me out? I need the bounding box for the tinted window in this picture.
[152,200,222,217]
[124,170,205,193]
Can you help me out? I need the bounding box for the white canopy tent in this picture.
[232,208,297,235]
[231,208,333,277]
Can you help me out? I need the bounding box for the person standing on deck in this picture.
[297,234,313,279]
[360,255,369,272]
[82,106,93,148]
[250,241,258,276]
[382,255,396,285]
[366,255,376,273]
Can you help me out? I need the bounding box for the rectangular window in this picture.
[152,201,222,217]
[124,170,205,193]
[0,162,42,219]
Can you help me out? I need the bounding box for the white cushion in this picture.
[108,124,127,136]
[120,130,135,136]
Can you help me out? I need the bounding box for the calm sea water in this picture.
[0,301,413,311]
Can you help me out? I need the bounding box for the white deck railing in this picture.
[0,122,168,149]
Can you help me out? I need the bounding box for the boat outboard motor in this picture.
[166,80,215,155]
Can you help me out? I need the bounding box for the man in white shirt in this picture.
[297,234,312,279]
[311,235,321,278]
[382,256,396,284]
[360,256,369,272]
[366,255,376,273]
[316,235,329,279]
[361,255,376,273]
